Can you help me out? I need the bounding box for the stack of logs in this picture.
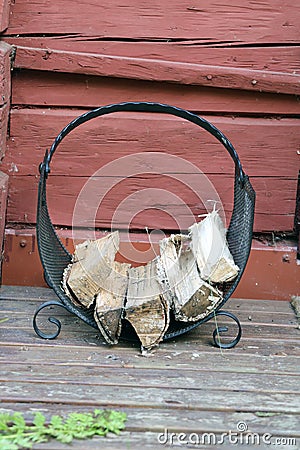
[63,211,239,353]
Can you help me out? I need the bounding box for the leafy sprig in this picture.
[0,409,127,449]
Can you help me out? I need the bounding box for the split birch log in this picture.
[94,261,130,344]
[63,231,119,308]
[158,234,222,322]
[126,258,170,352]
[189,210,239,283]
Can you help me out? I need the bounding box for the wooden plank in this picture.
[5,37,300,75]
[0,297,299,351]
[0,42,11,161]
[0,41,11,106]
[0,0,10,32]
[5,1,300,44]
[0,285,55,300]
[0,285,296,315]
[2,304,297,327]
[0,103,9,159]
[1,403,299,439]
[295,171,300,259]
[0,379,299,413]
[6,109,300,178]
[1,316,298,345]
[2,306,298,337]
[4,173,296,232]
[0,172,8,282]
[0,285,299,449]
[0,45,10,284]
[1,285,298,316]
[1,339,299,371]
[0,293,298,332]
[1,363,299,394]
[11,70,300,116]
[10,45,300,95]
[0,426,296,450]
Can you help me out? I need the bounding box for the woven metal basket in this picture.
[34,102,255,348]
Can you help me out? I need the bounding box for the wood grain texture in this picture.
[5,37,300,74]
[2,2,299,239]
[11,70,300,115]
[0,103,9,159]
[5,109,300,178]
[0,171,8,282]
[10,45,300,95]
[3,231,299,300]
[0,42,11,160]
[0,0,10,32]
[0,286,299,450]
[2,108,298,232]
[0,41,11,106]
[4,173,296,232]
[0,305,297,343]
[1,362,299,394]
[5,0,300,43]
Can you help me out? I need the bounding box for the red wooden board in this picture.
[9,45,300,95]
[0,41,11,107]
[5,37,300,74]
[11,70,300,116]
[2,1,299,234]
[3,108,298,232]
[0,171,8,281]
[0,0,10,32]
[5,0,300,44]
[0,103,9,160]
[0,42,11,160]
[5,173,296,232]
[5,109,300,178]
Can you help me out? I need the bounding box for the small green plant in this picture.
[254,411,280,418]
[0,409,127,449]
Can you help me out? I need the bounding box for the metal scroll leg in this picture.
[212,311,242,349]
[33,300,70,340]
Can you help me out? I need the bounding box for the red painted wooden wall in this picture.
[1,0,299,236]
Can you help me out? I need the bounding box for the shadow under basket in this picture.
[34,102,256,349]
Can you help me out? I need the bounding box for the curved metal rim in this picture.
[41,102,245,184]
[34,102,255,344]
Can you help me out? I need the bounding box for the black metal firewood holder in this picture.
[34,102,255,349]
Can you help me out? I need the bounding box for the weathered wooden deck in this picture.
[0,286,299,449]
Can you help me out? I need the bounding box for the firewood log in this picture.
[158,234,222,322]
[189,210,239,283]
[63,231,119,308]
[94,261,130,344]
[125,258,170,352]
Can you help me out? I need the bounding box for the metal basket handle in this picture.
[39,102,245,184]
